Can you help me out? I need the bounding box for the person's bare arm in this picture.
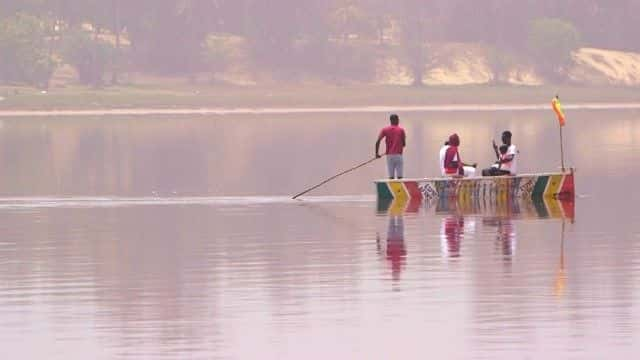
[375,138,382,158]
[498,154,514,164]
[458,150,476,168]
[492,140,500,160]
[375,131,385,158]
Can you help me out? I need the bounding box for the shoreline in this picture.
[2,102,640,117]
[2,84,640,113]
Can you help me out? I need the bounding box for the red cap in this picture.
[448,133,460,146]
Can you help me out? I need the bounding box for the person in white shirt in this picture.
[482,131,517,176]
[439,140,449,176]
[443,133,477,177]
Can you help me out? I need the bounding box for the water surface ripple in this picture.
[1,110,640,359]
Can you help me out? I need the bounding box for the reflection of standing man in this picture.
[376,114,406,179]
[386,216,406,280]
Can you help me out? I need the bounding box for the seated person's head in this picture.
[501,130,512,144]
[499,144,509,155]
[448,133,460,147]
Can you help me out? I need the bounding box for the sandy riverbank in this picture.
[2,84,640,113]
[2,102,640,117]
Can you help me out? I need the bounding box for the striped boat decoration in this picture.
[375,170,575,201]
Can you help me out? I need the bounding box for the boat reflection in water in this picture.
[377,196,574,282]
[375,198,422,281]
[432,196,574,260]
[440,213,468,258]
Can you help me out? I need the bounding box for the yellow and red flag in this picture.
[551,96,566,127]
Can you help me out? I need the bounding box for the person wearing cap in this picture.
[443,133,477,177]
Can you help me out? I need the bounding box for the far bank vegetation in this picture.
[2,1,640,89]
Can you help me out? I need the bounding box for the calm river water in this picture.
[1,109,640,359]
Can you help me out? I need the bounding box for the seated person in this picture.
[443,133,477,177]
[483,130,517,176]
[487,145,512,176]
[439,140,449,176]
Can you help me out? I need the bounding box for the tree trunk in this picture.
[377,16,384,46]
[408,42,425,86]
[111,0,120,85]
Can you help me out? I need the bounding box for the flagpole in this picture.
[559,124,565,172]
[553,95,567,173]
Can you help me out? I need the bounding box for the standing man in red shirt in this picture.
[375,114,406,179]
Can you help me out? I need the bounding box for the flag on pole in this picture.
[552,96,566,127]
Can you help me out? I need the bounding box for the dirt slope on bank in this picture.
[377,44,640,87]
[570,47,640,86]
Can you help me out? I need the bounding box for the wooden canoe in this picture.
[374,170,575,202]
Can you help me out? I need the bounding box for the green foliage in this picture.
[61,29,113,87]
[0,12,55,87]
[527,18,582,81]
[123,0,214,74]
[329,0,376,40]
[1,1,639,87]
[399,0,430,86]
[486,46,517,84]
[0,0,49,18]
[204,34,245,80]
[325,42,376,82]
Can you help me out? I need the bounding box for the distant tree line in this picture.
[1,0,639,88]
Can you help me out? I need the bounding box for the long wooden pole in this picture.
[559,125,566,172]
[292,157,380,199]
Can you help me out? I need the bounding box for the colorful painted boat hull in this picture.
[375,171,575,201]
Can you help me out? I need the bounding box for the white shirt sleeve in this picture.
[506,145,517,174]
